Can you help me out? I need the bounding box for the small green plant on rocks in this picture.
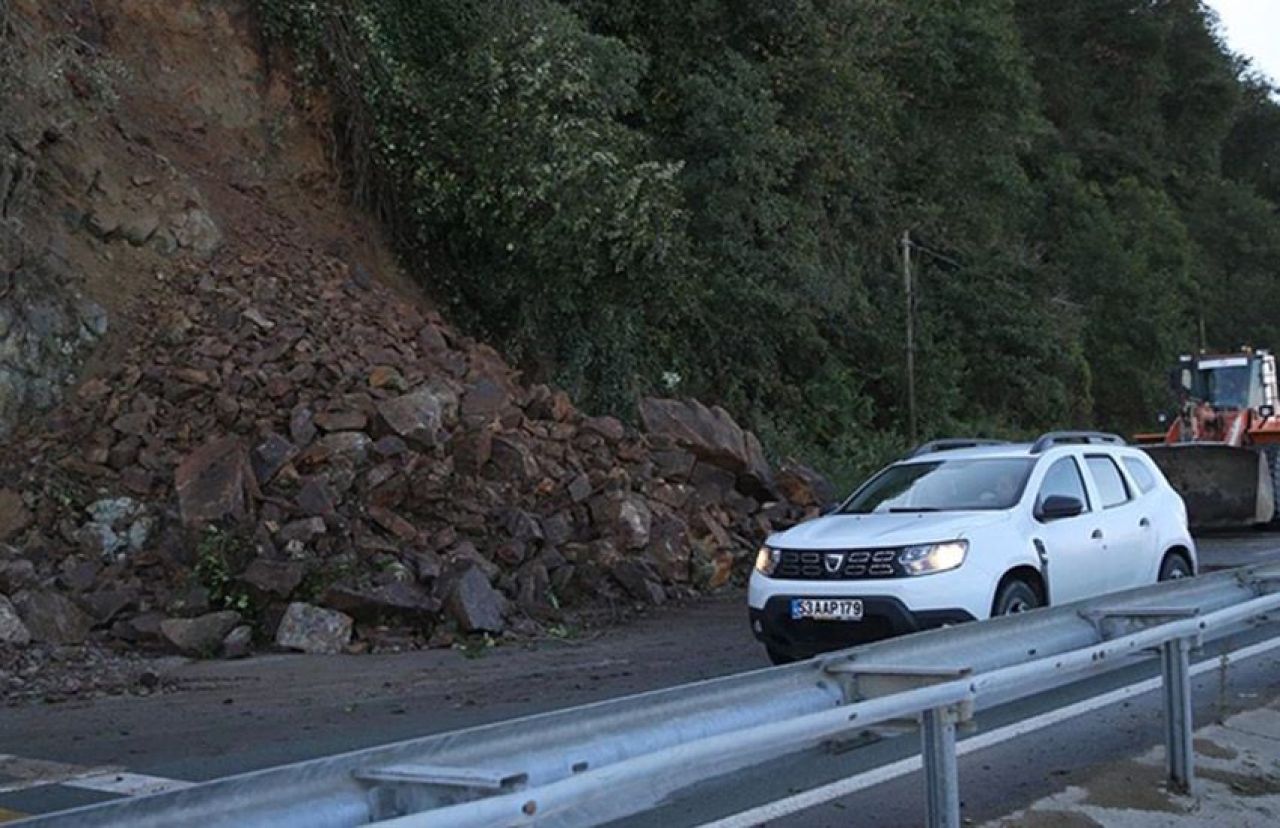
[194,526,255,614]
[297,558,355,603]
[455,632,499,659]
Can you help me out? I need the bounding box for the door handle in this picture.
[1139,517,1150,528]
[1091,529,1104,540]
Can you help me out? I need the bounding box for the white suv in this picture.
[749,432,1196,664]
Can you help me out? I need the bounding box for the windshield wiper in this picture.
[888,506,942,513]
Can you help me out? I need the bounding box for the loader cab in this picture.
[1172,351,1278,413]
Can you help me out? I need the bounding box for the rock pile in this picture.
[0,243,831,657]
[0,0,836,663]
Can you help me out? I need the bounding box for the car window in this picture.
[1035,457,1090,515]
[1122,456,1157,494]
[839,458,1035,513]
[1086,455,1131,508]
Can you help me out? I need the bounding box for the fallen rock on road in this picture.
[275,602,354,655]
[160,611,243,656]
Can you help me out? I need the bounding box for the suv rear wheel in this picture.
[993,579,1040,616]
[1158,553,1192,581]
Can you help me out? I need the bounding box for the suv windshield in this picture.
[839,458,1035,514]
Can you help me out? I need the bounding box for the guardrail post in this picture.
[921,706,960,828]
[1160,636,1195,795]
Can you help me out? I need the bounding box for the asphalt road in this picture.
[2,533,1279,824]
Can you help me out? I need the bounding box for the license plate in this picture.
[790,598,864,621]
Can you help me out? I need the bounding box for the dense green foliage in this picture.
[257,0,1280,487]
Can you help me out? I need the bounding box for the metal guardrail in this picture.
[20,562,1280,828]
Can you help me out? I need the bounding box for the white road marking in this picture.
[59,771,193,797]
[0,755,112,794]
[0,754,190,797]
[696,636,1280,828]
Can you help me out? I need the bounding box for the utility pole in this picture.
[902,230,917,443]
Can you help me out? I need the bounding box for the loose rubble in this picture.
[1,642,176,706]
[0,248,829,658]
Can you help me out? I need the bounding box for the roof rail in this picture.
[905,438,1009,459]
[1030,430,1126,454]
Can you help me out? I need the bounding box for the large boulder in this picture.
[376,387,447,448]
[300,432,372,468]
[175,436,251,527]
[171,206,222,258]
[321,582,440,622]
[240,559,306,598]
[611,560,666,605]
[775,460,837,508]
[0,594,31,645]
[638,398,775,498]
[460,378,511,422]
[0,559,37,593]
[81,588,138,625]
[589,493,652,550]
[446,566,506,634]
[275,602,352,654]
[80,497,150,561]
[222,625,253,659]
[85,497,143,526]
[160,610,242,656]
[12,589,93,644]
[295,477,338,517]
[0,489,33,542]
[739,431,777,501]
[582,415,625,442]
[489,435,539,481]
[648,510,693,583]
[250,433,298,486]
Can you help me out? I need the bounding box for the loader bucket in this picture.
[1142,444,1275,529]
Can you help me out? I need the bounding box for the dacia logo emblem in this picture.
[823,552,844,573]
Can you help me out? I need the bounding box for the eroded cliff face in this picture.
[0,0,827,665]
[0,0,251,440]
[0,0,358,434]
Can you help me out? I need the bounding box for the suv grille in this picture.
[774,549,906,580]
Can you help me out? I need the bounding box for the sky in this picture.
[1205,0,1280,87]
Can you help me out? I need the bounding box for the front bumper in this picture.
[750,595,975,660]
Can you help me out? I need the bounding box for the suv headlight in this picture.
[754,546,780,577]
[898,541,967,575]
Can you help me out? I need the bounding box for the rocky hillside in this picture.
[0,0,830,664]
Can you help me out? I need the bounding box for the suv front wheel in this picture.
[993,579,1040,616]
[766,646,796,666]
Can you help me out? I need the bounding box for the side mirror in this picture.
[1037,495,1084,521]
